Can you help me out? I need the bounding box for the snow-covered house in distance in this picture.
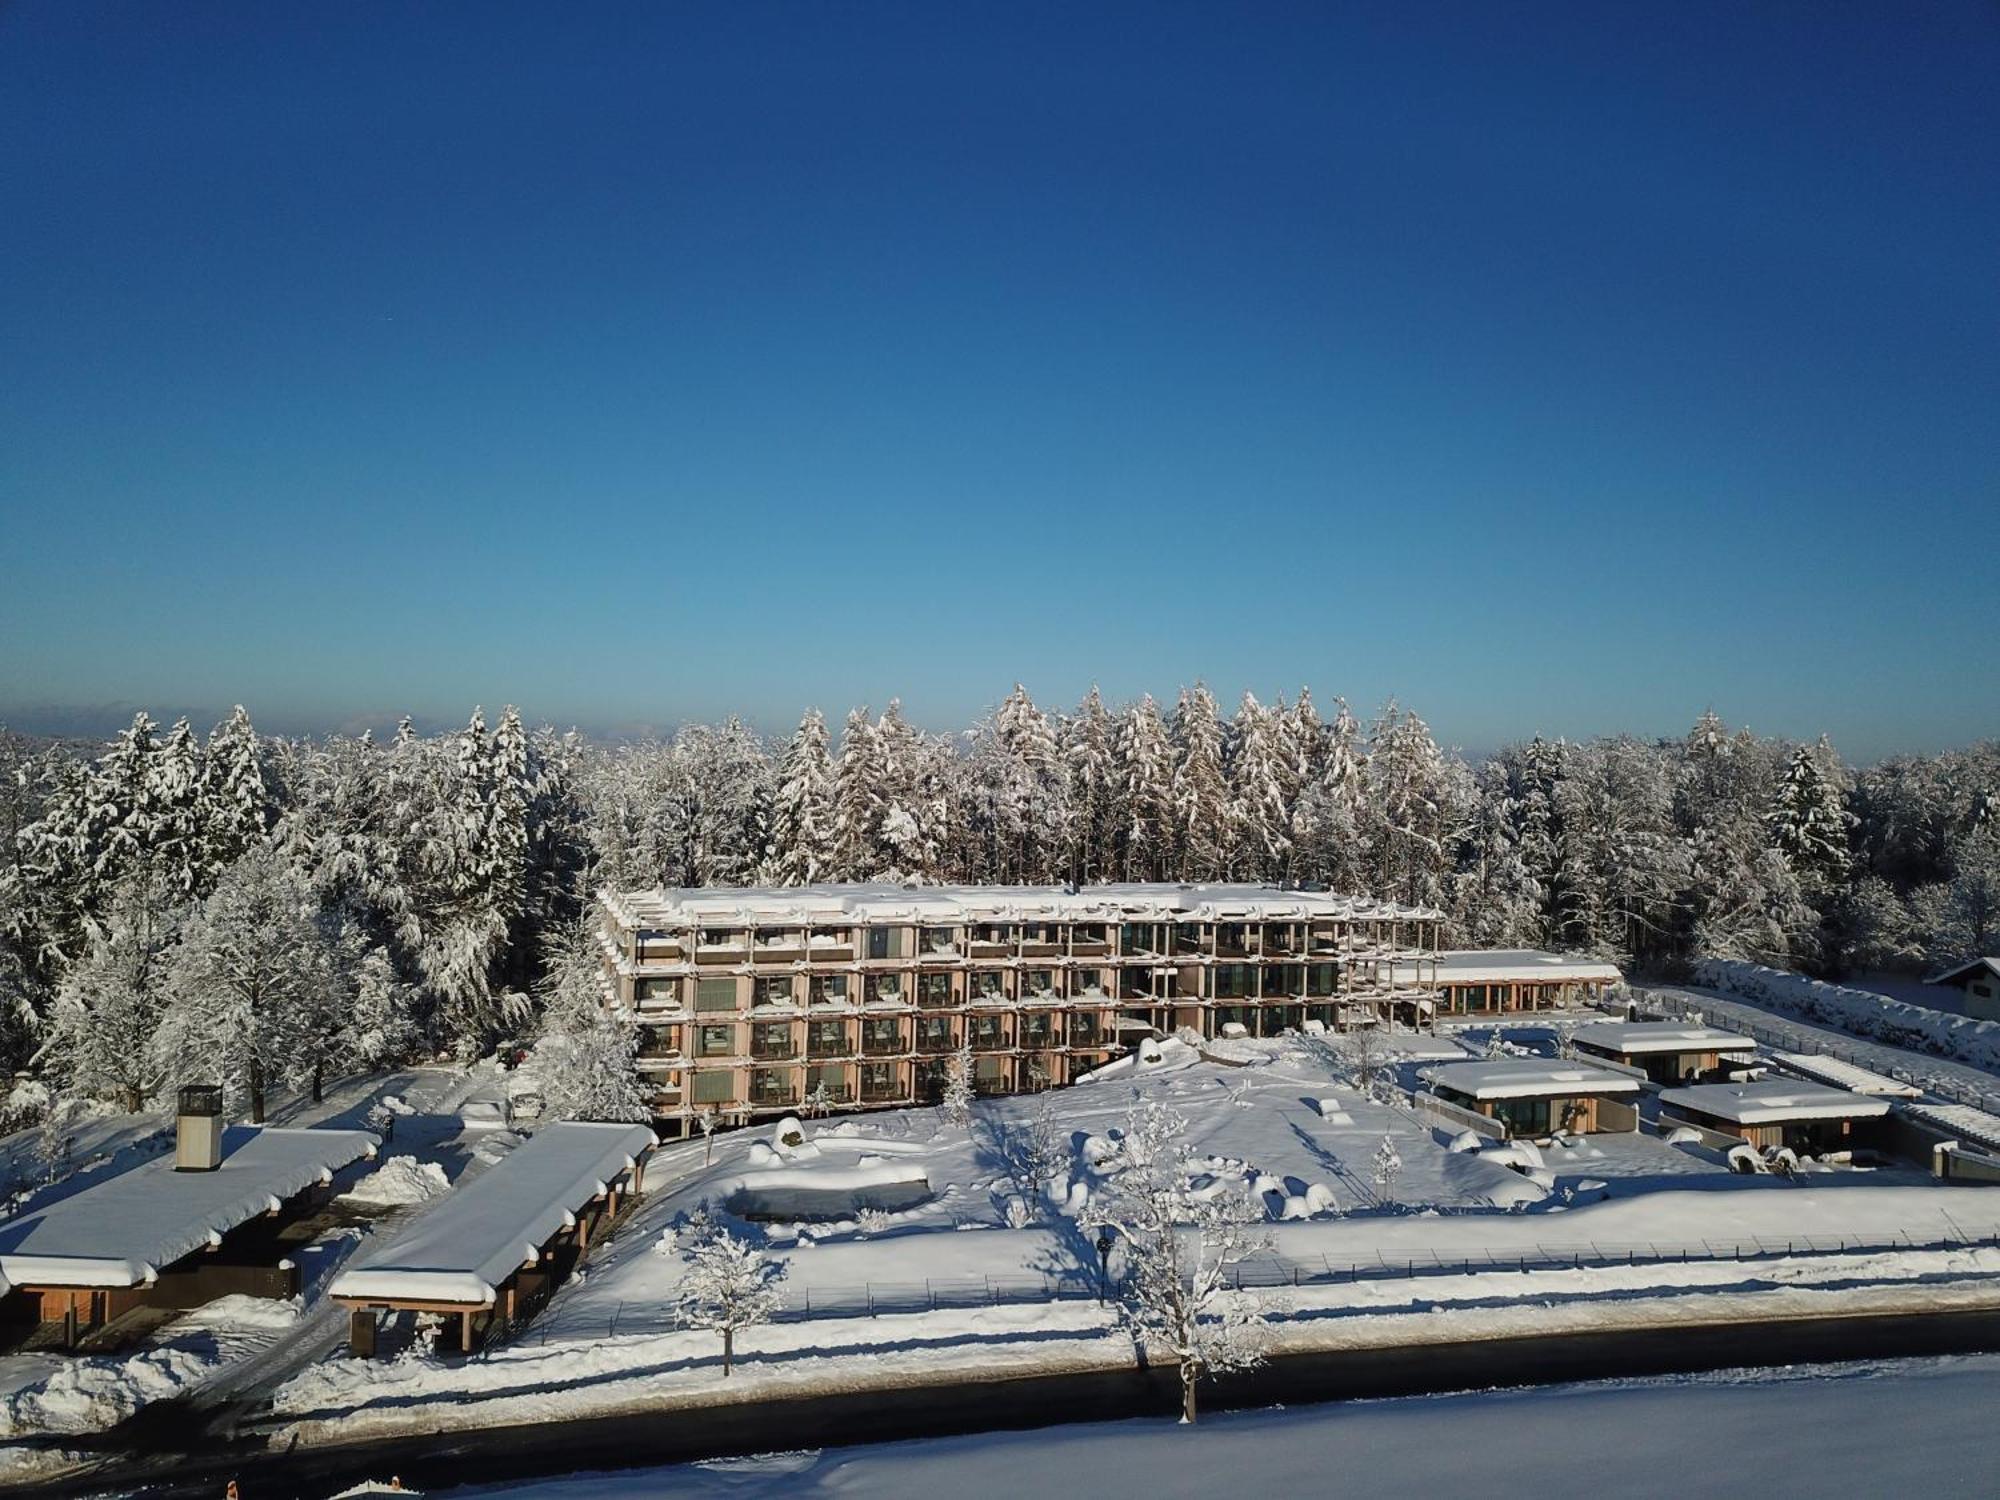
[1658,1081,1893,1156]
[1570,1021,1756,1086]
[1926,958,2000,1022]
[1423,1059,1644,1140]
[0,1091,376,1346]
[596,883,1444,1133]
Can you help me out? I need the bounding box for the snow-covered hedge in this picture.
[1693,958,2000,1074]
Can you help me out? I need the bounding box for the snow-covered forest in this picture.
[1,689,1995,1115]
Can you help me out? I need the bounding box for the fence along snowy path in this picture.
[563,1215,2000,1342]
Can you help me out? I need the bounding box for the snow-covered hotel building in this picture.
[596,883,1445,1129]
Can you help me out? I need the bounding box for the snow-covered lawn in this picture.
[439,1353,2000,1500]
[266,1034,2000,1447]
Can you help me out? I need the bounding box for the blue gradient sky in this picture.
[2,3,1995,759]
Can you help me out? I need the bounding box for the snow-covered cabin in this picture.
[330,1120,655,1356]
[1657,1081,1893,1155]
[1926,958,2000,1022]
[1423,1059,1643,1139]
[1569,1021,1755,1085]
[0,1118,376,1342]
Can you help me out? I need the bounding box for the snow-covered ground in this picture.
[267,1030,2000,1447]
[439,1353,2000,1499]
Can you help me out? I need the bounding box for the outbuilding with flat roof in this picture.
[1570,1021,1756,1085]
[1658,1081,1892,1156]
[1424,1059,1643,1140]
[0,1123,377,1343]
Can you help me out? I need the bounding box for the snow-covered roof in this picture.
[1434,950,1624,984]
[1571,1021,1755,1057]
[1769,1051,1923,1099]
[1925,957,2000,988]
[602,882,1443,929]
[1424,1059,1643,1101]
[0,1127,378,1290]
[1658,1081,1894,1126]
[330,1122,656,1308]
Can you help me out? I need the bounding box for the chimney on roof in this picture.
[175,1085,223,1172]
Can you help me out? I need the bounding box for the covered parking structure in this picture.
[0,1125,378,1346]
[1424,1059,1643,1140]
[331,1120,655,1356]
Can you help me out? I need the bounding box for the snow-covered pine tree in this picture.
[672,1228,784,1377]
[1114,696,1174,881]
[831,707,881,880]
[1097,1099,1271,1424]
[200,705,270,877]
[1365,703,1457,907]
[149,718,206,901]
[150,846,345,1121]
[765,708,837,885]
[1770,738,1854,899]
[34,871,177,1111]
[1170,684,1230,881]
[528,919,649,1123]
[1059,686,1117,886]
[1226,692,1291,881]
[992,685,1068,884]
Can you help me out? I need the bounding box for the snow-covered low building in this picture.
[597,883,1445,1131]
[1391,950,1624,1019]
[330,1120,655,1355]
[0,1107,377,1343]
[1570,1021,1756,1085]
[1657,1081,1893,1155]
[1423,1059,1643,1139]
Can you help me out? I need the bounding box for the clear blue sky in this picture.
[2,3,1995,760]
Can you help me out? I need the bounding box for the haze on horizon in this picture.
[2,4,1996,764]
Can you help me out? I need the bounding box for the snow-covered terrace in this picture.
[0,1126,378,1293]
[602,882,1444,931]
[1423,1060,1643,1101]
[1571,1021,1755,1057]
[330,1122,656,1309]
[1658,1081,1893,1126]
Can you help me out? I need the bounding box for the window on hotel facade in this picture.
[918,972,954,1007]
[866,973,905,1004]
[697,1023,737,1057]
[921,926,958,954]
[1071,923,1107,947]
[752,1022,794,1057]
[1262,965,1301,998]
[867,926,905,960]
[1022,969,1057,997]
[753,975,797,1007]
[1211,964,1256,1000]
[698,928,745,949]
[972,1016,1005,1046]
[968,971,1006,1001]
[918,1016,952,1049]
[696,977,738,1012]
[808,1021,849,1055]
[691,1071,733,1105]
[810,974,849,1006]
[1216,923,1250,953]
[1072,969,1105,996]
[636,978,678,1003]
[1306,963,1336,997]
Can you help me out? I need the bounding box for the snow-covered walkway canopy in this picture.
[331,1122,655,1309]
[0,1126,378,1292]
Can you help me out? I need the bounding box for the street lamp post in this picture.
[1095,1228,1116,1304]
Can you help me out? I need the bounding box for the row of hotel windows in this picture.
[639,921,1416,958]
[676,1053,1091,1108]
[645,1013,1116,1059]
[633,964,1349,1009]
